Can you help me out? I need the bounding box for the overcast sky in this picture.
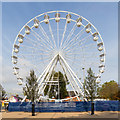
[1,2,118,97]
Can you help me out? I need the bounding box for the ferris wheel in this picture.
[12,10,105,101]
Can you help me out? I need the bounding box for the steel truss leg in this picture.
[37,55,58,94]
[40,58,58,95]
[59,60,80,101]
[59,55,88,101]
[37,54,58,87]
[60,54,90,96]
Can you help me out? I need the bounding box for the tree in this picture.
[84,68,99,115]
[0,84,6,100]
[98,80,118,100]
[84,68,98,102]
[44,71,69,99]
[116,85,120,100]
[23,70,39,116]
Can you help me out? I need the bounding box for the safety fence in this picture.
[8,101,119,112]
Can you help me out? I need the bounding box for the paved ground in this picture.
[1,110,119,120]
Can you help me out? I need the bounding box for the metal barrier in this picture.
[8,101,119,112]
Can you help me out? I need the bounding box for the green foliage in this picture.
[0,84,6,99]
[116,86,120,100]
[23,70,39,102]
[84,68,98,102]
[44,71,69,99]
[98,80,119,100]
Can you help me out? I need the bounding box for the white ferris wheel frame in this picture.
[12,10,106,102]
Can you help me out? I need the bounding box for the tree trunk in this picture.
[32,94,35,116]
[91,102,94,115]
[32,102,35,116]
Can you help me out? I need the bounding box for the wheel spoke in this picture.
[48,20,57,49]
[60,21,68,48]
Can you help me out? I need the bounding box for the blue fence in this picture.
[8,101,119,112]
[95,101,119,111]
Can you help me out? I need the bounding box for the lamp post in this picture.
[82,67,85,99]
[58,72,60,100]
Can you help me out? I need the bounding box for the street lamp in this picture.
[82,67,85,99]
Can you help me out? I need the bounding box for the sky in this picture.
[1,2,118,97]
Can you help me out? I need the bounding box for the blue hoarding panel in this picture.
[8,101,119,112]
